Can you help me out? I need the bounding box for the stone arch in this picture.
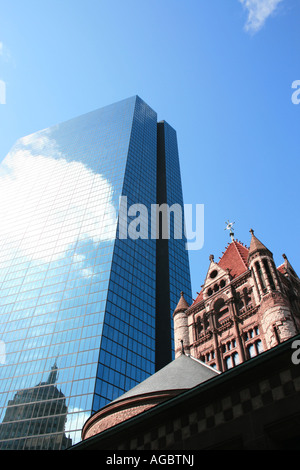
[214,297,229,326]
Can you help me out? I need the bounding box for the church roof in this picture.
[193,290,203,303]
[191,230,288,308]
[248,229,272,258]
[218,240,249,279]
[112,354,219,403]
[173,291,190,314]
[192,240,249,306]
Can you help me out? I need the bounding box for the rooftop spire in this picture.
[225,220,235,242]
[174,291,189,314]
[47,360,59,385]
[248,228,272,259]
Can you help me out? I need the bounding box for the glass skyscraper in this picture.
[0,96,192,449]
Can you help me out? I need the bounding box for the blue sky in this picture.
[0,0,299,299]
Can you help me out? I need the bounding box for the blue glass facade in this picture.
[0,96,192,449]
[162,121,193,348]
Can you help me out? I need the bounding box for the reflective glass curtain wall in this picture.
[0,96,192,449]
[161,121,193,349]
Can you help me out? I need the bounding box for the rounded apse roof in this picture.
[113,353,219,402]
[82,354,219,441]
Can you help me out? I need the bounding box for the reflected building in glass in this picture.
[0,96,192,449]
[0,361,72,449]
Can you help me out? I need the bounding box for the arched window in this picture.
[204,315,210,330]
[256,340,263,354]
[232,352,240,366]
[225,353,240,370]
[243,287,251,306]
[271,259,282,289]
[251,267,261,299]
[255,261,267,294]
[214,298,229,325]
[236,291,244,311]
[263,259,275,290]
[225,356,233,370]
[248,343,256,358]
[195,317,203,339]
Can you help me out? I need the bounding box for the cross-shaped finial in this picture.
[225,221,235,241]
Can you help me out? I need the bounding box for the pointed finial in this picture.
[250,228,254,235]
[209,254,214,262]
[173,291,189,315]
[225,220,235,242]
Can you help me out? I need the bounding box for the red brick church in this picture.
[73,227,300,451]
[174,228,300,371]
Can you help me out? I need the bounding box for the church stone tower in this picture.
[247,229,298,349]
[174,228,300,372]
[173,292,190,358]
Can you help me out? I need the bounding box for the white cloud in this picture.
[66,407,91,431]
[0,41,10,61]
[0,41,14,68]
[0,340,6,365]
[0,133,117,267]
[239,0,284,33]
[0,79,5,105]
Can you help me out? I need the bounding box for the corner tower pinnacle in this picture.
[173,292,190,359]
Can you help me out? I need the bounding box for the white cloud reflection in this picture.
[0,132,117,268]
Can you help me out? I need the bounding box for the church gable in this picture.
[192,241,250,307]
[218,240,249,280]
[202,256,230,301]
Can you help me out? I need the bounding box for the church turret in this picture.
[248,229,297,348]
[247,228,280,296]
[173,292,190,359]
